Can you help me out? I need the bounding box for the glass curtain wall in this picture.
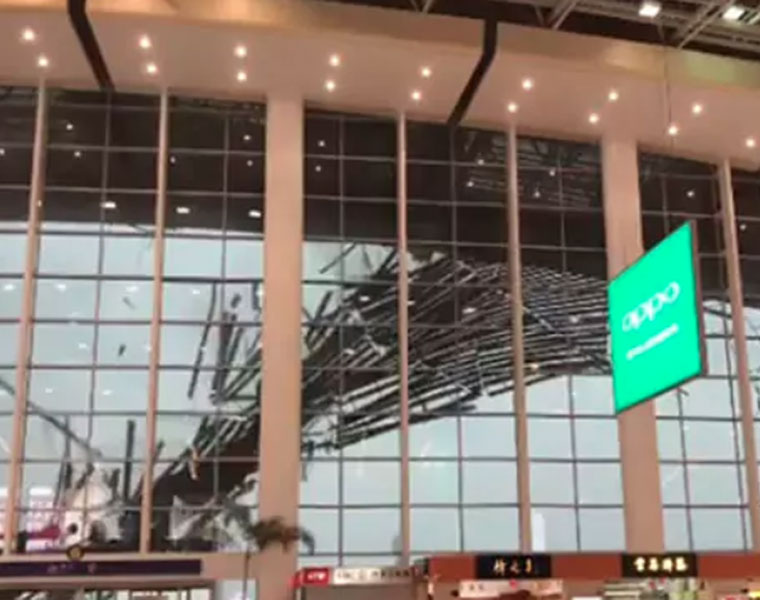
[22,90,157,551]
[0,87,35,543]
[405,122,516,555]
[639,152,745,551]
[518,136,623,551]
[300,110,400,566]
[153,96,265,552]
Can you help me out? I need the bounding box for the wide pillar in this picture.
[258,92,304,600]
[601,136,664,552]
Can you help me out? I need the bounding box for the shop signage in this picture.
[331,566,414,585]
[475,554,552,579]
[0,559,202,578]
[621,553,697,578]
[608,222,706,413]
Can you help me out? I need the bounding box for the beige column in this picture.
[4,83,47,553]
[507,125,531,551]
[258,92,303,600]
[601,136,664,552]
[718,159,760,550]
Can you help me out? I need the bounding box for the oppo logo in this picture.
[622,282,680,332]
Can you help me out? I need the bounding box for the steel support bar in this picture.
[397,112,411,564]
[718,159,760,550]
[140,88,169,553]
[548,0,581,28]
[4,83,47,554]
[508,125,532,552]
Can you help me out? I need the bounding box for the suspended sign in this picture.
[0,559,202,578]
[475,554,552,580]
[608,222,706,413]
[621,553,698,578]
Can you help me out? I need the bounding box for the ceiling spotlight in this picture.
[101,200,117,210]
[521,78,534,91]
[235,45,247,58]
[176,206,190,215]
[66,122,74,131]
[138,34,152,50]
[723,4,745,21]
[639,0,661,17]
[0,148,5,156]
[145,62,158,75]
[747,137,757,148]
[507,101,518,114]
[248,209,262,218]
[243,134,251,142]
[608,89,619,102]
[169,155,176,164]
[691,102,704,115]
[246,159,253,167]
[73,150,82,158]
[329,54,341,67]
[588,112,600,124]
[21,28,36,43]
[667,123,679,136]
[236,70,247,83]
[37,55,49,69]
[325,79,336,92]
[421,66,432,78]
[411,90,422,102]
[687,189,695,198]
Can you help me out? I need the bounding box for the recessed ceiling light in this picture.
[325,79,336,92]
[176,206,190,215]
[420,66,432,78]
[243,134,251,142]
[315,164,323,173]
[639,0,661,17]
[101,200,116,210]
[521,78,534,91]
[746,137,757,148]
[691,102,703,115]
[588,112,600,124]
[37,55,49,69]
[723,4,745,21]
[66,122,74,131]
[248,209,262,218]
[169,155,176,164]
[608,89,619,102]
[0,148,5,156]
[246,159,253,167]
[329,54,341,67]
[411,90,422,102]
[466,180,474,188]
[667,123,679,136]
[318,139,326,148]
[73,150,82,158]
[21,28,36,43]
[507,101,518,113]
[687,189,695,198]
[139,34,151,50]
[236,70,247,83]
[145,62,158,75]
[235,45,247,58]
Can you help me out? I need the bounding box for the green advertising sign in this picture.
[608,221,706,413]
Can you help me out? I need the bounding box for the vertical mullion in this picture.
[718,158,760,551]
[4,83,47,554]
[507,125,531,551]
[396,112,410,564]
[140,88,169,553]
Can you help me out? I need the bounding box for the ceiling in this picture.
[1,0,760,167]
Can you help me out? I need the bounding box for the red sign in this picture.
[296,568,331,587]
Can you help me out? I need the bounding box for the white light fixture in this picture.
[359,295,370,303]
[723,4,745,21]
[55,283,67,292]
[315,164,323,173]
[246,159,253,167]
[329,54,341,67]
[318,139,326,148]
[325,79,336,92]
[191,288,201,296]
[740,222,748,231]
[138,34,152,50]
[639,0,661,17]
[0,148,5,156]
[691,102,704,115]
[521,78,534,91]
[507,101,518,114]
[747,137,757,148]
[463,306,477,315]
[73,150,82,158]
[169,155,176,164]
[176,206,190,215]
[145,62,158,75]
[420,66,432,78]
[243,134,251,142]
[21,28,36,43]
[3,283,14,292]
[37,55,49,69]
[66,122,74,131]
[248,209,262,218]
[608,89,619,102]
[667,123,679,136]
[466,180,474,188]
[411,89,422,102]
[549,168,556,177]
[101,200,116,210]
[687,189,695,198]
[236,70,247,83]
[588,112,600,124]
[235,44,247,58]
